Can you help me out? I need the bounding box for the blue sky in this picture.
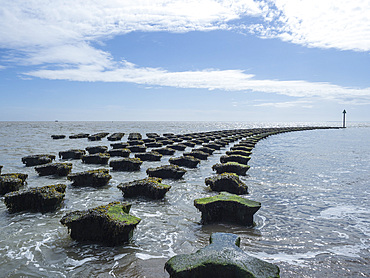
[0,0,369,122]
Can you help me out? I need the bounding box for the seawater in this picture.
[0,121,369,278]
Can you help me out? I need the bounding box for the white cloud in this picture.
[26,61,370,103]
[254,100,314,108]
[249,0,370,51]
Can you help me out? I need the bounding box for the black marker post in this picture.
[342,109,347,128]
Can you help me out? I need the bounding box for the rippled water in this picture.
[0,121,369,278]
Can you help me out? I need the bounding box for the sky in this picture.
[0,0,369,122]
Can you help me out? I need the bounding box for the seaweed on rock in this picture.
[135,151,162,161]
[220,155,251,165]
[35,162,72,176]
[165,232,280,278]
[82,153,110,164]
[60,201,141,246]
[21,154,56,166]
[169,156,200,169]
[194,192,261,226]
[59,149,86,159]
[4,184,66,213]
[146,165,186,179]
[68,169,112,187]
[109,158,142,171]
[117,177,171,199]
[205,173,248,195]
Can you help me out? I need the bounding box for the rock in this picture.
[143,138,156,144]
[203,142,222,150]
[128,133,142,140]
[68,169,112,187]
[117,177,171,199]
[146,133,160,138]
[135,151,162,161]
[4,184,66,213]
[82,153,110,164]
[145,141,163,148]
[152,147,176,155]
[205,173,248,194]
[169,156,200,169]
[226,150,252,157]
[88,132,109,141]
[165,232,280,278]
[35,162,72,176]
[230,145,254,152]
[183,150,209,160]
[109,158,142,171]
[194,192,261,226]
[107,133,125,141]
[157,139,175,146]
[1,172,28,184]
[194,147,215,155]
[127,145,147,153]
[69,133,89,139]
[108,148,131,157]
[212,162,250,176]
[21,154,56,167]
[86,146,108,154]
[182,141,196,148]
[220,155,251,165]
[59,149,86,159]
[0,176,24,195]
[128,140,144,146]
[168,143,187,151]
[60,201,141,246]
[111,142,129,149]
[51,135,66,139]
[146,165,186,179]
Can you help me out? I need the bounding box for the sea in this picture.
[0,121,369,278]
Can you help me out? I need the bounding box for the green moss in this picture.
[195,192,260,208]
[106,203,141,225]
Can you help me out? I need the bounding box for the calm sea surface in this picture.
[0,121,369,278]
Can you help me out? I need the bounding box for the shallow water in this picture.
[0,121,369,277]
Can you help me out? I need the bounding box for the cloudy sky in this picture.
[1,0,369,122]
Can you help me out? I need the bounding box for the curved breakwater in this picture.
[0,121,369,277]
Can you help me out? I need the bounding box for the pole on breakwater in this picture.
[342,110,346,128]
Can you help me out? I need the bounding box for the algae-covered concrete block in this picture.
[152,147,176,156]
[169,156,200,168]
[107,132,125,141]
[194,192,260,226]
[60,201,141,245]
[4,184,66,213]
[59,149,86,159]
[117,177,171,199]
[135,151,162,161]
[165,232,280,278]
[0,176,24,195]
[68,169,112,187]
[109,158,142,171]
[86,146,108,154]
[226,150,252,157]
[21,154,56,166]
[35,162,72,176]
[205,173,248,195]
[183,150,209,160]
[212,162,250,176]
[220,154,251,165]
[146,165,186,179]
[108,148,131,157]
[82,153,110,164]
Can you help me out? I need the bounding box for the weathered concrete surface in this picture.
[117,177,171,199]
[165,232,280,278]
